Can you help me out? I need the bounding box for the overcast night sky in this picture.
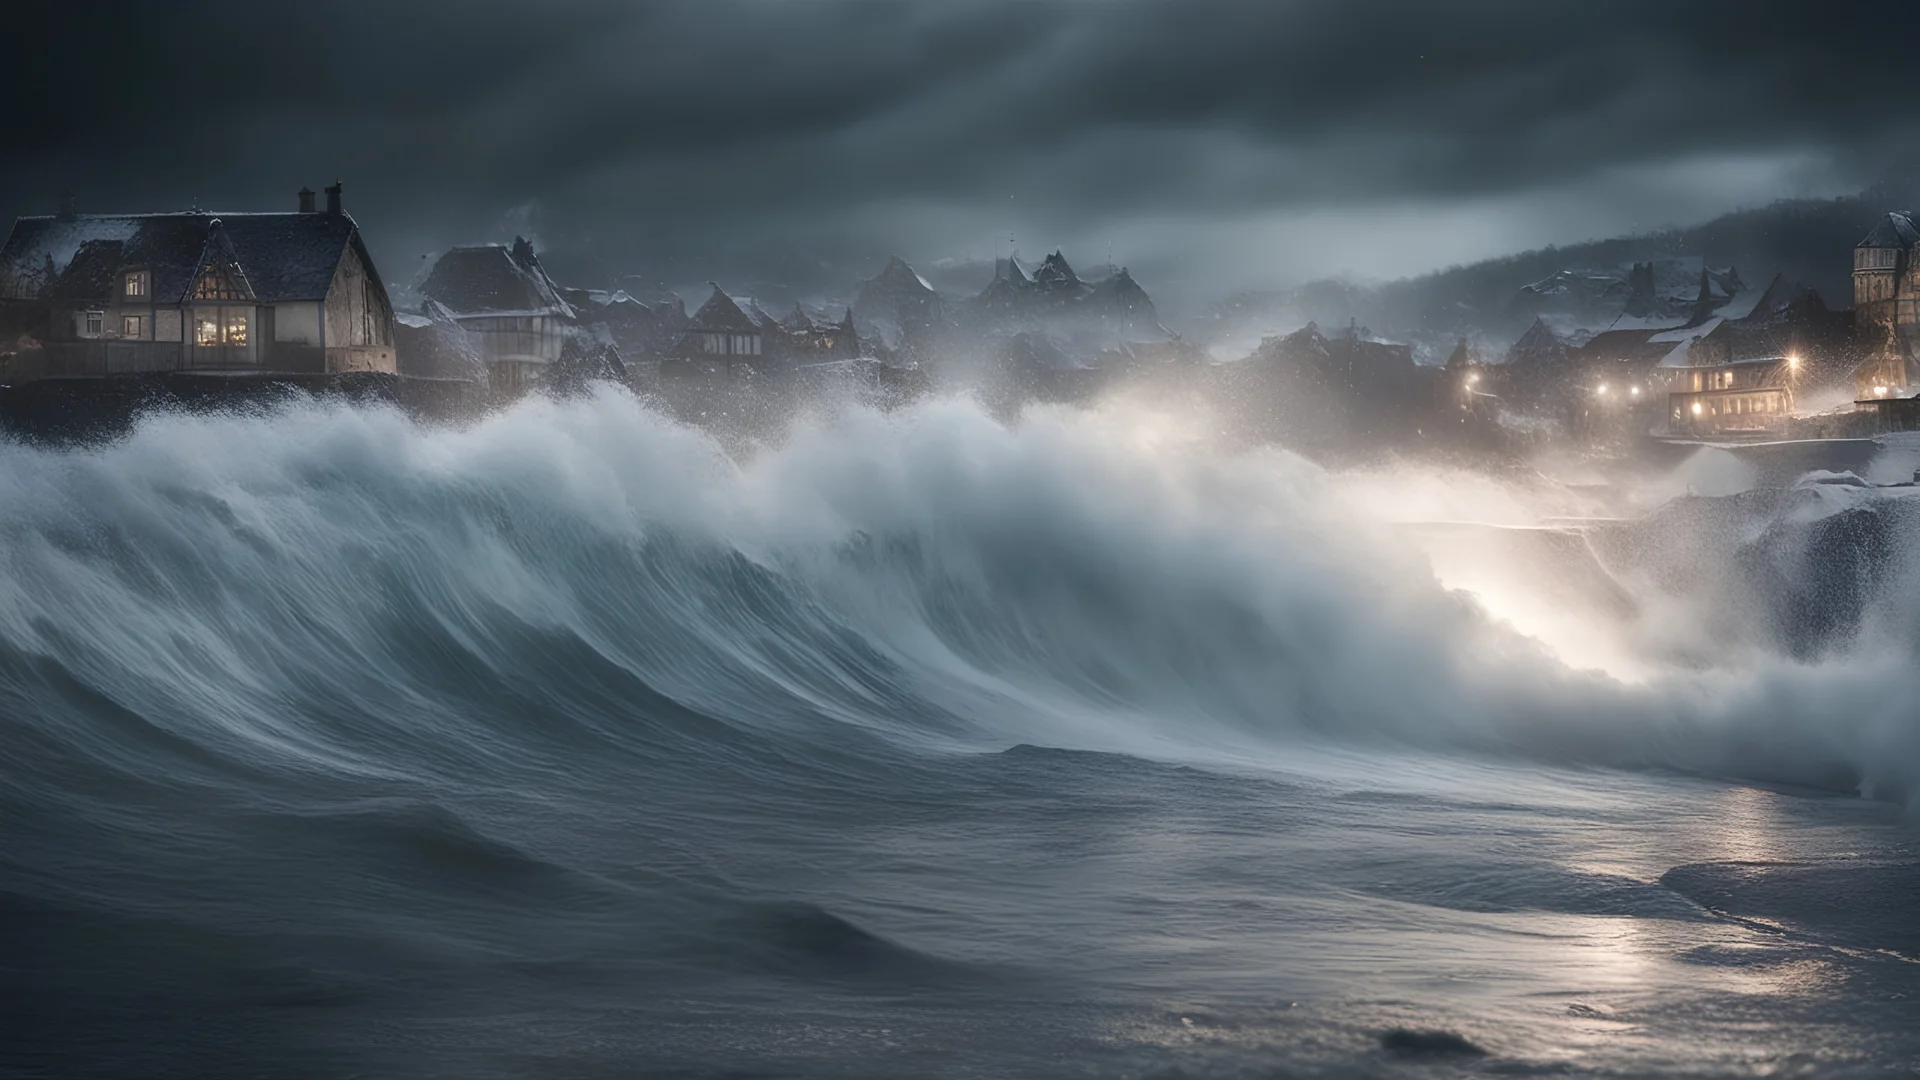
[5,0,1918,304]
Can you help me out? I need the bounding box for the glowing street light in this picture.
[1596,383,1609,396]
[1875,385,1890,397]
[1629,384,1641,397]
[1691,401,1703,415]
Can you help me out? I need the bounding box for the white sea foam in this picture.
[0,388,1915,809]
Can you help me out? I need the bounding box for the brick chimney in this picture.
[325,181,343,216]
[298,187,316,213]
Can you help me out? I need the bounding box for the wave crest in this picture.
[0,389,1916,810]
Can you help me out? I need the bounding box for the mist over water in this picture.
[3,390,1918,1078]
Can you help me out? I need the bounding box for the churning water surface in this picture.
[2,391,1917,1078]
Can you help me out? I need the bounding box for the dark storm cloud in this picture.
[3,0,1916,287]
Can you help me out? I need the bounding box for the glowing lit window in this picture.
[121,314,142,338]
[124,270,148,298]
[195,313,221,346]
[223,309,248,346]
[193,262,245,301]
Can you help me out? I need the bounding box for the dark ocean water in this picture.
[2,392,1917,1078]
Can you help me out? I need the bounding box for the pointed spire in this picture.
[780,302,814,334]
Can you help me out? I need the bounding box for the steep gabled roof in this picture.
[1733,273,1826,326]
[687,285,760,332]
[194,221,258,301]
[48,239,127,301]
[1504,317,1569,367]
[975,255,1037,309]
[780,302,814,333]
[1090,267,1155,314]
[1858,212,1920,250]
[1032,250,1086,294]
[974,273,1032,310]
[215,214,354,300]
[871,255,936,295]
[742,298,780,331]
[0,211,361,303]
[1572,327,1677,366]
[419,239,573,318]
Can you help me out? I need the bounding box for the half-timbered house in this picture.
[417,236,575,392]
[0,184,396,382]
[1852,212,1920,398]
[664,285,787,378]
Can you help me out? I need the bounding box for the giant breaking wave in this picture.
[1,389,1917,814]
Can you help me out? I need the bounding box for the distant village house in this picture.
[0,184,395,382]
[416,236,574,392]
[662,285,862,379]
[1851,211,1919,399]
[1665,355,1796,437]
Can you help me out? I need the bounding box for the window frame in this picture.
[121,314,143,339]
[191,306,257,362]
[123,269,149,299]
[193,262,247,302]
[222,307,249,346]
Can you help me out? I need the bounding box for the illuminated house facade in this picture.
[1852,211,1920,398]
[1667,356,1795,437]
[0,184,395,382]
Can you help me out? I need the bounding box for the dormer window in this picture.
[124,270,149,298]
[193,262,246,301]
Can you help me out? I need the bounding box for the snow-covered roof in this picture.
[1650,318,1719,343]
[1574,327,1678,367]
[1032,250,1088,294]
[1858,212,1920,250]
[870,255,936,295]
[419,240,573,319]
[1726,274,1825,327]
[0,211,367,304]
[687,285,760,332]
[1656,340,1696,368]
[780,302,816,333]
[741,298,780,330]
[1503,317,1570,366]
